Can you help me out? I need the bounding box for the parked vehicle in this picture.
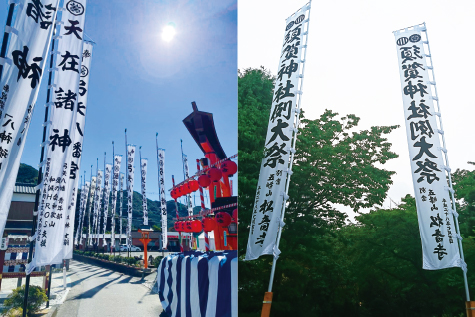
[119,244,142,252]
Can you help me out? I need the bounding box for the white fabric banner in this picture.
[0,0,59,239]
[245,6,310,261]
[119,172,124,240]
[87,175,96,245]
[157,149,167,249]
[65,41,93,252]
[126,145,136,248]
[140,158,148,226]
[182,154,193,217]
[110,155,122,248]
[102,163,112,245]
[92,169,103,244]
[74,180,89,245]
[30,0,87,272]
[394,26,461,270]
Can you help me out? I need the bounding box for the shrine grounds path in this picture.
[50,260,163,317]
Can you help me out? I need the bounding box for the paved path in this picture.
[53,260,163,317]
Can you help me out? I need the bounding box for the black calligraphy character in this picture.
[281,42,299,61]
[264,142,288,168]
[433,243,447,260]
[82,49,91,61]
[412,136,437,160]
[402,62,424,82]
[2,114,14,130]
[255,231,267,246]
[414,158,440,184]
[271,101,292,123]
[259,200,274,214]
[70,161,78,179]
[432,229,445,243]
[58,51,80,72]
[54,88,77,111]
[78,80,87,96]
[430,213,443,228]
[64,19,83,39]
[407,100,431,120]
[76,122,83,137]
[12,46,43,89]
[284,26,301,45]
[400,45,423,63]
[277,59,299,81]
[258,214,271,232]
[274,80,295,103]
[0,131,12,144]
[267,119,290,145]
[0,147,8,159]
[72,142,81,158]
[49,129,72,152]
[403,80,428,99]
[410,120,434,140]
[26,0,56,30]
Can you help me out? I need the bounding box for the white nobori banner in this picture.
[30,0,87,272]
[119,172,124,239]
[394,25,460,270]
[64,41,93,257]
[110,155,122,248]
[86,175,96,245]
[126,145,136,248]
[140,158,148,226]
[102,163,112,245]
[74,181,89,245]
[245,5,310,261]
[157,149,167,249]
[92,170,103,244]
[0,0,59,239]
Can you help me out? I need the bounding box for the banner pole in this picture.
[112,141,115,254]
[172,175,184,252]
[0,2,15,81]
[101,152,106,252]
[125,129,130,258]
[421,23,470,303]
[261,3,312,316]
[23,20,58,317]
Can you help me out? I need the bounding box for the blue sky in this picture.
[0,0,237,208]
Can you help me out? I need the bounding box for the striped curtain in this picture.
[156,251,237,317]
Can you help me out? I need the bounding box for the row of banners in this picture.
[245,4,464,273]
[0,0,178,272]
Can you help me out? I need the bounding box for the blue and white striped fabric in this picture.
[156,251,237,317]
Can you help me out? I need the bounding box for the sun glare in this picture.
[162,24,176,42]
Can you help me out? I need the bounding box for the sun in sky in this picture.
[162,23,176,42]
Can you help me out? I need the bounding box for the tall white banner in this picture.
[92,169,103,245]
[74,180,89,245]
[394,26,461,270]
[140,158,148,226]
[102,163,112,245]
[0,0,59,239]
[119,172,124,241]
[126,145,135,249]
[65,41,93,253]
[30,0,87,272]
[157,149,167,249]
[182,154,193,217]
[86,175,96,245]
[245,6,310,261]
[110,155,122,248]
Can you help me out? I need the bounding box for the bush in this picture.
[153,256,164,268]
[4,285,47,316]
[124,257,138,266]
[3,307,23,317]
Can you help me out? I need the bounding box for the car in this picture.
[119,244,142,252]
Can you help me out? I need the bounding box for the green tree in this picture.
[238,67,399,316]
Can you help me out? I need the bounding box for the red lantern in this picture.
[171,189,178,199]
[202,217,216,232]
[186,182,193,193]
[216,212,232,227]
[198,174,211,188]
[191,220,203,233]
[180,184,188,196]
[180,221,186,232]
[190,180,199,192]
[184,221,193,233]
[177,186,183,197]
[232,209,237,221]
[221,160,237,176]
[174,222,181,232]
[208,168,222,182]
